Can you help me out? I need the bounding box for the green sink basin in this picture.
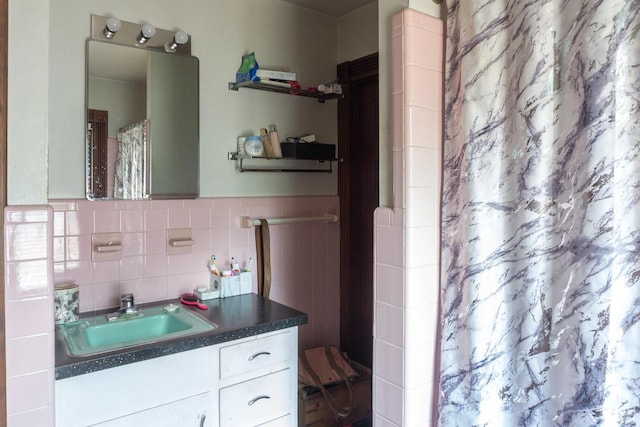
[58,305,216,356]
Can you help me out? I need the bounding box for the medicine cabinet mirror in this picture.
[86,40,199,200]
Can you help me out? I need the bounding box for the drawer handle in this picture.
[248,351,271,361]
[248,395,271,406]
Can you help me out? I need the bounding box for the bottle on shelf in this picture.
[260,128,274,158]
[269,125,283,158]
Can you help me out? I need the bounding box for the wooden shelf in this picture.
[228,81,342,103]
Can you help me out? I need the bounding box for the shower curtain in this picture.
[114,120,149,199]
[439,0,640,425]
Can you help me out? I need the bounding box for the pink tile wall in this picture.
[50,196,340,349]
[374,8,443,427]
[5,206,55,426]
[5,196,339,427]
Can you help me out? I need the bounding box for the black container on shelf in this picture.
[280,142,335,160]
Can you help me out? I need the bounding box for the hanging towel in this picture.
[255,219,272,299]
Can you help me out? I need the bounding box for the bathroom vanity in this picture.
[55,294,307,427]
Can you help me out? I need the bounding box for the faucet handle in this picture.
[121,293,134,308]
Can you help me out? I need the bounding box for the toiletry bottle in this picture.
[260,128,274,157]
[269,125,283,158]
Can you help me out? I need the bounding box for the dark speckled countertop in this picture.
[55,293,308,380]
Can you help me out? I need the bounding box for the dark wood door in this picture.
[338,53,379,368]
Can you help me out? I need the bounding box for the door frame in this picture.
[337,52,379,365]
[0,0,8,423]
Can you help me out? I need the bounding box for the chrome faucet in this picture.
[106,293,143,321]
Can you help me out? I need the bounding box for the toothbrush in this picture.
[247,257,253,272]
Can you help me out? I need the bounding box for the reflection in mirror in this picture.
[86,40,199,200]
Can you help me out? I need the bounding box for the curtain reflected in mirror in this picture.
[114,120,149,199]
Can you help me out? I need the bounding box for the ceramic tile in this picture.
[406,147,439,188]
[405,24,432,68]
[6,371,52,415]
[405,383,434,426]
[6,334,52,376]
[53,236,65,263]
[63,260,93,285]
[407,106,438,149]
[168,253,191,275]
[122,232,145,257]
[144,208,168,231]
[167,273,193,297]
[168,206,190,228]
[375,302,404,347]
[6,223,48,261]
[376,263,404,308]
[421,12,444,34]
[406,186,438,228]
[145,253,168,278]
[375,340,404,386]
[375,225,404,267]
[374,376,403,426]
[65,234,92,262]
[5,298,52,339]
[120,256,144,281]
[5,260,49,300]
[93,281,121,310]
[406,66,438,110]
[66,210,92,236]
[406,225,439,268]
[121,209,144,233]
[94,209,120,233]
[92,260,120,284]
[374,207,393,226]
[78,283,95,313]
[5,208,48,224]
[405,264,440,310]
[7,405,54,427]
[53,211,65,237]
[405,306,438,350]
[144,230,165,256]
[144,276,169,303]
[190,207,211,229]
[405,344,436,389]
[120,279,145,302]
[374,414,401,427]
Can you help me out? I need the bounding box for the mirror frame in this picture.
[85,15,198,201]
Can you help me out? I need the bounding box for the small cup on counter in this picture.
[54,282,79,324]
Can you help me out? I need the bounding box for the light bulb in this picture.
[164,30,189,52]
[137,24,156,44]
[103,17,121,39]
[174,30,189,45]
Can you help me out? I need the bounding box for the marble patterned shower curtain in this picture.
[439,0,640,425]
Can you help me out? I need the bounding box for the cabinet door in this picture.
[219,369,290,427]
[91,392,211,427]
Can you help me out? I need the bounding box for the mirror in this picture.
[86,40,199,200]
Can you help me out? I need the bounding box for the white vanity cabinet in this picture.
[218,330,297,427]
[55,327,298,427]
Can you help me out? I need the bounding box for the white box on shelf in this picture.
[256,69,297,81]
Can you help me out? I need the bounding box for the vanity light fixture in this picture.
[136,24,156,44]
[164,30,189,53]
[103,17,122,39]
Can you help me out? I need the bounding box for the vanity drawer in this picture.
[219,369,291,427]
[219,331,291,379]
